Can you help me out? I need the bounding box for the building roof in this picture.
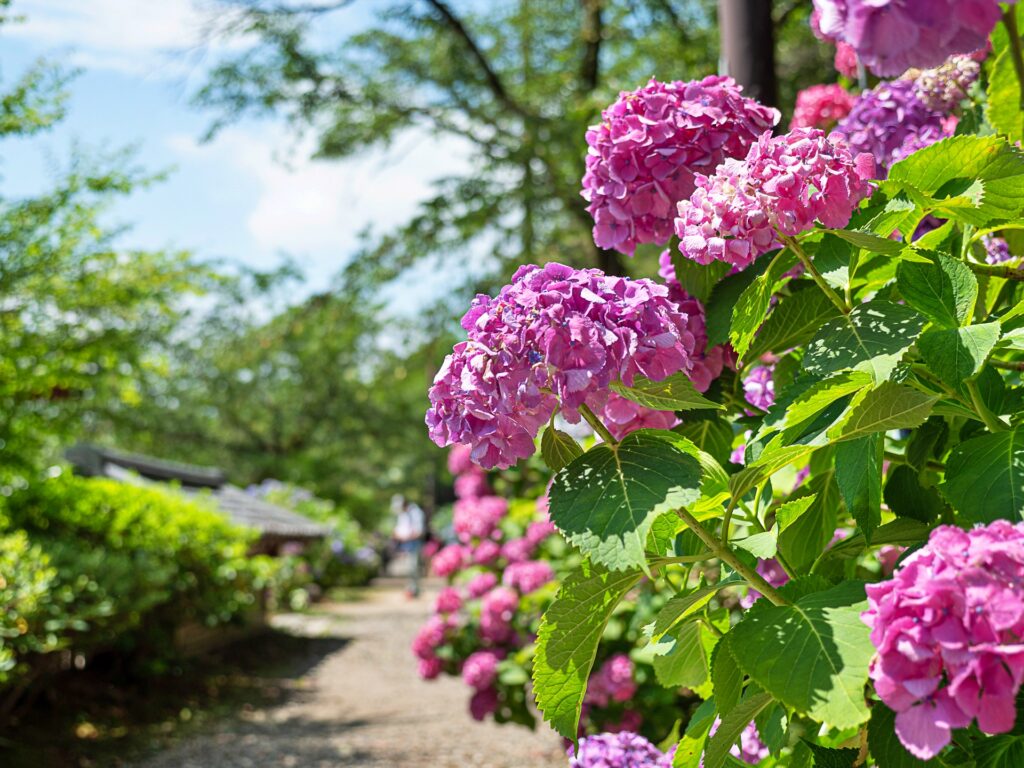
[66,444,328,540]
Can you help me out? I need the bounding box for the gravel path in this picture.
[133,579,566,768]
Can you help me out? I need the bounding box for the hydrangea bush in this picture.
[425,8,1024,766]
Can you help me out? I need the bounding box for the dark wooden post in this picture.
[718,0,779,107]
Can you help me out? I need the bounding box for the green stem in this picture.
[961,224,975,262]
[991,359,1024,372]
[720,498,738,545]
[967,261,1024,282]
[966,379,1008,432]
[883,450,946,473]
[782,235,850,315]
[1004,9,1024,110]
[648,552,714,566]
[579,402,617,445]
[675,507,790,607]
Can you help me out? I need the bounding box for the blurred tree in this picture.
[197,0,828,288]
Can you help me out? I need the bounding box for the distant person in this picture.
[392,494,425,598]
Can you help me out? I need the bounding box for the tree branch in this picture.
[580,0,604,92]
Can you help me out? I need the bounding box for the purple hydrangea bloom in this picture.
[675,128,874,268]
[569,731,672,768]
[426,263,701,469]
[862,522,1024,759]
[812,0,1009,76]
[469,686,500,721]
[742,364,775,412]
[984,235,1013,265]
[582,77,779,256]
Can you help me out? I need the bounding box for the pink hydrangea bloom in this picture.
[598,391,679,441]
[878,544,906,576]
[453,495,508,543]
[454,468,490,500]
[834,41,859,78]
[675,128,874,268]
[418,657,443,680]
[462,649,504,691]
[501,536,537,564]
[471,539,501,566]
[811,0,1010,76]
[447,444,474,475]
[742,364,775,412]
[582,77,779,256]
[480,586,519,644]
[465,571,499,599]
[862,522,1024,759]
[526,519,556,546]
[790,84,856,131]
[586,654,638,707]
[469,686,500,721]
[431,543,467,578]
[411,615,452,660]
[503,561,555,594]
[426,263,701,469]
[740,559,790,609]
[435,586,463,615]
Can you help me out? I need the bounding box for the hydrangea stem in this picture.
[782,235,850,315]
[1003,9,1024,110]
[966,379,1008,432]
[992,359,1024,372]
[578,402,617,445]
[675,507,790,607]
[966,261,1024,281]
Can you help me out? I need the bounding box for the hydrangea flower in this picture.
[427,263,701,469]
[447,444,474,476]
[461,649,503,691]
[526,518,556,546]
[984,235,1013,265]
[834,41,859,78]
[418,657,443,680]
[431,543,467,578]
[675,128,874,268]
[465,571,498,599]
[742,364,775,412]
[469,686,500,721]
[582,77,779,256]
[862,522,1024,759]
[453,495,508,543]
[411,615,454,660]
[739,558,790,609]
[480,586,519,644]
[502,560,555,594]
[569,731,673,768]
[598,392,679,441]
[586,654,638,707]
[435,586,463,615]
[500,536,537,564]
[790,84,856,131]
[911,55,981,112]
[471,539,501,566]
[454,469,490,500]
[811,0,1009,76]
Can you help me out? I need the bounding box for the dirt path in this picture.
[133,579,566,768]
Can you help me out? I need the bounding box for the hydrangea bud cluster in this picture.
[984,235,1013,265]
[426,263,701,469]
[569,731,674,768]
[910,55,981,112]
[811,0,1009,76]
[862,522,1024,759]
[586,654,639,707]
[742,364,775,412]
[675,128,874,268]
[790,84,856,131]
[582,77,779,255]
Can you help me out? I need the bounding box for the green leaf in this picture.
[611,372,723,412]
[884,465,946,523]
[674,416,734,468]
[730,444,816,500]
[906,416,949,471]
[673,699,717,768]
[755,703,787,756]
[734,528,778,559]
[703,691,773,768]
[549,431,702,571]
[652,575,743,640]
[829,382,937,442]
[813,518,931,573]
[671,252,732,304]
[541,426,583,472]
[747,287,843,362]
[804,301,927,383]
[776,494,816,533]
[759,372,873,441]
[804,741,858,768]
[728,581,872,729]
[896,254,978,328]
[940,426,1024,524]
[887,135,1024,227]
[706,260,772,348]
[779,474,840,575]
[711,635,743,714]
[973,734,1024,768]
[533,561,643,739]
[729,250,798,359]
[835,435,883,543]
[988,50,1024,146]
[868,704,940,768]
[652,618,718,691]
[917,323,1001,388]
[826,228,905,255]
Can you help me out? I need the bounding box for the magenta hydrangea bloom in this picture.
[862,522,1024,759]
[480,586,519,644]
[526,518,556,546]
[418,656,443,680]
[581,77,779,256]
[471,539,501,566]
[500,536,536,564]
[811,0,1008,76]
[435,586,463,615]
[739,558,790,609]
[431,543,467,578]
[502,560,555,594]
[742,364,775,412]
[790,84,856,131]
[454,468,490,500]
[447,444,474,475]
[465,571,498,599]
[461,649,503,691]
[569,731,672,768]
[453,495,508,543]
[834,41,859,78]
[675,128,875,268]
[427,263,701,469]
[586,654,638,707]
[984,235,1013,265]
[411,615,453,660]
[469,686,500,721]
[598,392,679,441]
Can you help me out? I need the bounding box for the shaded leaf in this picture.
[747,287,843,361]
[917,323,1001,388]
[835,434,883,542]
[940,426,1024,523]
[703,691,773,768]
[829,382,937,442]
[541,426,583,472]
[896,253,977,329]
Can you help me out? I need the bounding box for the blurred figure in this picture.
[392,494,425,598]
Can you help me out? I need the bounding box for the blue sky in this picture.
[0,0,473,301]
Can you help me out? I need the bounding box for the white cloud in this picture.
[167,125,475,281]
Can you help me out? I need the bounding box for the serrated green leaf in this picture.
[940,425,1024,523]
[972,734,1024,768]
[711,634,743,714]
[729,250,798,359]
[674,416,734,468]
[755,703,787,756]
[764,372,873,440]
[706,261,772,348]
[652,618,718,692]
[671,252,731,304]
[804,301,927,383]
[776,494,816,533]
[779,474,840,574]
[836,435,883,542]
[730,444,816,499]
[813,518,931,573]
[653,574,743,640]
[868,704,940,768]
[728,581,872,729]
[896,253,978,328]
[988,50,1024,146]
[918,323,1001,388]
[541,426,583,471]
[826,228,905,255]
[533,561,643,739]
[805,741,858,768]
[673,699,717,768]
[884,465,945,523]
[549,431,703,571]
[611,372,722,412]
[747,286,843,361]
[734,528,778,559]
[703,691,773,768]
[865,193,919,239]
[829,382,937,442]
